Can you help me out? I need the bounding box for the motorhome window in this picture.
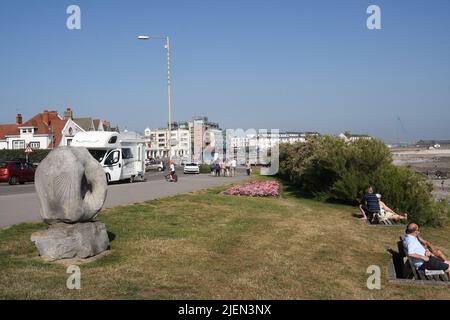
[88,149,107,162]
[108,136,118,144]
[122,148,133,159]
[105,151,120,165]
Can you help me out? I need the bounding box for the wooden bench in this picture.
[365,218,403,227]
[399,236,449,282]
[386,237,449,284]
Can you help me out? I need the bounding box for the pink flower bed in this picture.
[223,181,280,197]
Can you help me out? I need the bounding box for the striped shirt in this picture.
[362,193,380,212]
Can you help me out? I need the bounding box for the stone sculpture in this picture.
[31,147,109,261]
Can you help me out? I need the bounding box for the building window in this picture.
[29,142,40,149]
[12,140,25,150]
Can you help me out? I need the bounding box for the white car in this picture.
[183,163,200,174]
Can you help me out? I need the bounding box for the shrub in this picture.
[279,136,450,226]
[370,164,448,226]
[199,164,212,174]
[0,149,51,164]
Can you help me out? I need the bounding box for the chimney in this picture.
[42,110,50,125]
[64,107,73,120]
[16,114,22,125]
[103,120,110,131]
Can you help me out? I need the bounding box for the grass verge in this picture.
[1,177,450,299]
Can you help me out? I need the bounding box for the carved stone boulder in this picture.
[34,147,107,224]
[31,146,110,261]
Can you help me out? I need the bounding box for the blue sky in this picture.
[0,0,449,142]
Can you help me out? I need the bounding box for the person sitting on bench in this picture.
[358,186,380,221]
[403,223,450,278]
[376,194,408,222]
[418,235,448,262]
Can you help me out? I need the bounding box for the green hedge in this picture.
[278,136,450,226]
[199,164,212,174]
[0,149,51,163]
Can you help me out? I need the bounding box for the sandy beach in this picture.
[392,148,450,203]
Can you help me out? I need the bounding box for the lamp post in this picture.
[138,35,172,159]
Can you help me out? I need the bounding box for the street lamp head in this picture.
[137,35,150,40]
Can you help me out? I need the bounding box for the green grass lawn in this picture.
[1,177,450,299]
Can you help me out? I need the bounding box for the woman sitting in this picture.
[376,194,408,223]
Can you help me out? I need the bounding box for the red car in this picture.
[0,161,35,185]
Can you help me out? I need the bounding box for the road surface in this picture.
[0,170,249,229]
[0,170,167,196]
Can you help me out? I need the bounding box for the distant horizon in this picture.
[2,107,450,145]
[1,0,449,142]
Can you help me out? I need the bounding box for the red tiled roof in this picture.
[52,118,68,147]
[20,111,67,147]
[0,111,68,148]
[0,124,19,140]
[93,119,100,130]
[1,110,109,147]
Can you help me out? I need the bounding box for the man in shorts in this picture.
[403,223,450,279]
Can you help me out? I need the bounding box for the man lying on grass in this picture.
[403,223,450,279]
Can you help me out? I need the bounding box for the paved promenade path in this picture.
[0,173,248,229]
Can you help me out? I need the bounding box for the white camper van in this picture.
[72,131,146,183]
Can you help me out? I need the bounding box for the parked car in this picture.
[183,163,200,174]
[11,158,39,169]
[145,158,165,171]
[0,161,35,185]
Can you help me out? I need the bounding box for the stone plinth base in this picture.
[31,221,109,261]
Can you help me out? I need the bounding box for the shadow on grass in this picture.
[107,231,116,242]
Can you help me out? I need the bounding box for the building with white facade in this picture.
[142,114,321,165]
[225,130,320,164]
[144,117,220,163]
[144,124,191,160]
[0,111,66,150]
[338,132,372,143]
[0,108,114,150]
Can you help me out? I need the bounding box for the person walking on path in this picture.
[225,159,231,177]
[220,160,225,177]
[231,158,237,177]
[246,161,251,176]
[214,162,221,177]
[210,162,215,176]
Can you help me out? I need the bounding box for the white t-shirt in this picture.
[170,163,175,172]
[231,159,237,167]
